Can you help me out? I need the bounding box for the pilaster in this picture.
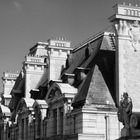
[57,107,60,135]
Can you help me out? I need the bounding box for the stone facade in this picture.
[1,3,140,140]
[109,3,140,111]
[2,72,19,106]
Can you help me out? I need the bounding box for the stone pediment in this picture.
[46,82,77,102]
[16,98,35,113]
[33,100,48,109]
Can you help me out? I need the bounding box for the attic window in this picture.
[74,67,90,87]
[85,47,90,59]
[65,54,70,69]
[44,58,47,63]
[61,73,75,85]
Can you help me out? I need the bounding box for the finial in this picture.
[129,3,132,6]
[136,4,138,7]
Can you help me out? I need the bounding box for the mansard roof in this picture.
[62,32,116,108]
[64,32,115,75]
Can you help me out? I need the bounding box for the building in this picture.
[1,3,140,140]
[2,72,19,106]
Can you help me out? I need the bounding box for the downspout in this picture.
[105,114,110,140]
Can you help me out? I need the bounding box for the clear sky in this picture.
[0,0,140,92]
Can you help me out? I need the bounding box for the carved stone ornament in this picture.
[128,20,140,51]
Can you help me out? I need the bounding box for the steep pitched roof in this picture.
[72,65,115,108]
[64,32,117,109]
[64,32,115,75]
[65,35,103,74]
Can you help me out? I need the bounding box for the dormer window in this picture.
[61,73,75,85]
[74,67,90,87]
[85,47,90,59]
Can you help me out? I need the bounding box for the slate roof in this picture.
[64,32,115,74]
[62,32,116,109]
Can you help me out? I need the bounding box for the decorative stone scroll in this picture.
[128,20,140,51]
[114,20,140,51]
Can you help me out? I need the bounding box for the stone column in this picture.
[57,107,60,135]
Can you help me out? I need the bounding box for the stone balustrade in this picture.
[25,56,45,63]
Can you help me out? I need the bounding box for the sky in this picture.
[0,0,140,92]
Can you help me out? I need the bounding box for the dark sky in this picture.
[0,0,140,91]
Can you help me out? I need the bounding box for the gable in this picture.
[87,65,115,105]
[72,64,115,108]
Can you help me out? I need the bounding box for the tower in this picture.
[2,72,19,106]
[23,42,48,98]
[47,38,72,81]
[109,3,140,111]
